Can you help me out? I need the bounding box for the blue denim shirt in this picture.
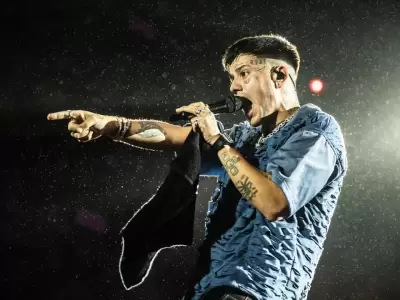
[192,104,348,300]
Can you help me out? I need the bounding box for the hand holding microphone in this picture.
[173,96,246,147]
[169,96,246,123]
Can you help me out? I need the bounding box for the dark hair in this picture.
[222,34,300,75]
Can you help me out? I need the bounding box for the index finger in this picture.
[176,105,197,115]
[47,110,72,120]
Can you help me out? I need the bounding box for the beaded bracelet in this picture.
[115,117,132,139]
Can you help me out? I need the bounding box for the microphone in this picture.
[169,96,247,123]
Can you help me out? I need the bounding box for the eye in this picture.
[240,70,250,77]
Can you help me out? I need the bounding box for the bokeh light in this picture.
[309,78,324,94]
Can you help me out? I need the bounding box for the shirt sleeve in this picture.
[264,130,336,218]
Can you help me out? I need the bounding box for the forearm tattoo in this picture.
[135,121,167,139]
[237,175,258,202]
[220,152,241,176]
[220,151,259,202]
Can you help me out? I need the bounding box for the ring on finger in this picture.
[195,107,205,114]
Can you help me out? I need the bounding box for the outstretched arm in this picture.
[47,109,192,152]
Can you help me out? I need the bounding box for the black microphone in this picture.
[169,96,247,123]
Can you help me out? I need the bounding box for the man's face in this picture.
[227,54,281,127]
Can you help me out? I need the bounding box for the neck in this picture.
[260,106,299,135]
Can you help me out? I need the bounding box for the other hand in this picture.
[175,102,221,145]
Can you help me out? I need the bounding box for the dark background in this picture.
[1,0,400,299]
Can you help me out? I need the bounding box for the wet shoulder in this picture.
[296,104,337,133]
[296,103,347,168]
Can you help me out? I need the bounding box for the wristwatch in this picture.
[211,132,234,152]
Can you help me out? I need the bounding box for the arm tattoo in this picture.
[132,121,167,139]
[220,152,241,176]
[237,175,258,202]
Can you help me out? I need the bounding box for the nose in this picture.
[230,78,243,94]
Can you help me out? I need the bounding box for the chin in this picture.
[248,116,261,127]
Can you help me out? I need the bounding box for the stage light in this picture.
[309,79,324,95]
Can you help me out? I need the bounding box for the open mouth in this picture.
[247,106,254,118]
[240,98,253,118]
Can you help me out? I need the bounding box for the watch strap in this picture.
[211,133,234,152]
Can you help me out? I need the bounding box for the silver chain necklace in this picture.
[255,113,296,148]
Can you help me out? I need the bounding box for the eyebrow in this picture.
[234,64,251,73]
[228,64,251,78]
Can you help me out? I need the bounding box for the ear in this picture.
[270,66,289,88]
